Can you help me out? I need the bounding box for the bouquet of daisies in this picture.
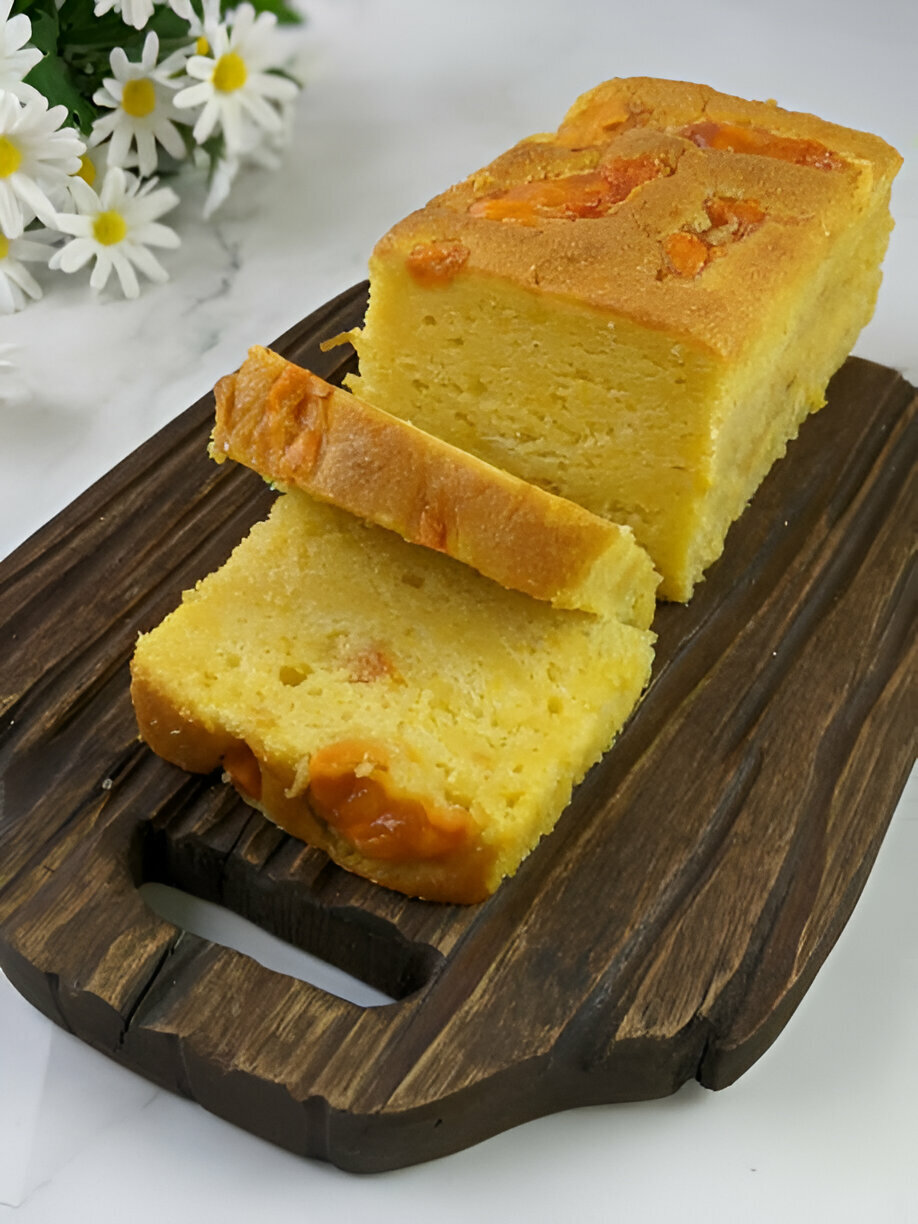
[0,0,302,311]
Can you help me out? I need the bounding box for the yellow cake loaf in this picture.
[210,346,657,621]
[131,492,656,902]
[345,77,902,600]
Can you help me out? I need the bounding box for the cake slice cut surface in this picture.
[346,76,902,599]
[211,346,658,623]
[131,493,655,903]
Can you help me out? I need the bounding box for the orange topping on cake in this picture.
[704,195,766,237]
[223,741,262,800]
[681,120,843,170]
[663,195,767,277]
[265,366,329,476]
[468,154,667,224]
[213,363,332,483]
[663,231,712,278]
[405,241,470,286]
[308,741,476,861]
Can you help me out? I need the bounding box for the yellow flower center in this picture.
[213,51,247,93]
[122,77,157,118]
[93,211,128,246]
[0,234,9,260]
[0,136,22,178]
[196,36,209,55]
[76,154,96,186]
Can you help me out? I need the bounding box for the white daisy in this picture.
[90,32,188,178]
[0,0,41,102]
[94,0,194,30]
[173,4,298,155]
[49,166,180,299]
[0,227,49,312]
[0,89,85,238]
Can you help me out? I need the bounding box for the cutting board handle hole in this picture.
[140,881,400,1008]
[137,788,444,1002]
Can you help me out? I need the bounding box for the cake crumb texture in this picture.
[131,493,655,902]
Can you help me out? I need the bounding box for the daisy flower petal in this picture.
[51,237,97,274]
[89,248,114,291]
[0,182,22,237]
[123,241,168,282]
[203,154,239,218]
[107,122,133,168]
[133,220,181,248]
[109,249,139,298]
[154,118,187,162]
[173,81,214,110]
[0,6,42,101]
[237,89,284,134]
[191,98,221,146]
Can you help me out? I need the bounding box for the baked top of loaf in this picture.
[373,76,902,358]
[211,346,658,622]
[131,492,655,903]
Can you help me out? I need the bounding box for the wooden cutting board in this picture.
[0,283,914,1172]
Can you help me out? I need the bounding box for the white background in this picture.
[1,1,916,1220]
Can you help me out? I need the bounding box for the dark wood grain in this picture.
[0,282,914,1171]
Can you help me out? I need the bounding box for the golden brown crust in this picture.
[211,346,658,620]
[130,662,497,903]
[372,77,902,358]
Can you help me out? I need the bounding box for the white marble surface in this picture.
[1,0,916,1219]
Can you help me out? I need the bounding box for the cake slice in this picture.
[131,493,655,903]
[132,358,659,903]
[210,346,657,623]
[345,77,902,600]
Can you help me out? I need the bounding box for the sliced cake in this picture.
[131,493,655,903]
[210,346,657,622]
[132,356,659,903]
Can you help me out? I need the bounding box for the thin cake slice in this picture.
[346,76,902,599]
[131,492,655,902]
[211,346,657,623]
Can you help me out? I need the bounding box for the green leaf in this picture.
[52,0,97,20]
[59,9,146,53]
[17,7,60,57]
[142,11,191,42]
[144,11,197,65]
[11,0,58,23]
[23,53,97,135]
